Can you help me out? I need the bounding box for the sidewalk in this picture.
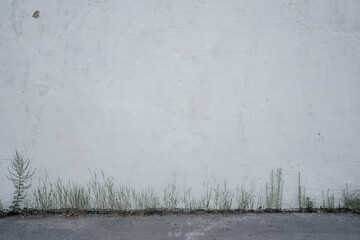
[1,213,359,240]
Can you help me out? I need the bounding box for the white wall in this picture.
[1,0,360,208]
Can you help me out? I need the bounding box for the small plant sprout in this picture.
[7,151,35,213]
[304,197,315,212]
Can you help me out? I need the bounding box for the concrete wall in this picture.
[1,0,360,207]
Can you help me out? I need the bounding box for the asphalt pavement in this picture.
[1,213,359,240]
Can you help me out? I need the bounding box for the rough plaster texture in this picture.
[1,0,360,207]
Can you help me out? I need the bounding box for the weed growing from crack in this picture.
[7,151,35,213]
[54,177,73,209]
[67,183,91,210]
[5,166,359,213]
[342,184,351,210]
[298,172,302,210]
[213,179,233,211]
[88,171,134,211]
[348,194,360,212]
[163,180,179,210]
[181,188,200,211]
[342,184,360,212]
[265,168,284,210]
[135,187,160,210]
[88,170,108,209]
[235,178,255,211]
[297,172,316,212]
[304,197,315,212]
[105,177,118,210]
[116,186,132,210]
[0,200,4,217]
[33,175,91,211]
[33,173,55,210]
[322,189,335,211]
[181,181,213,211]
[200,181,212,210]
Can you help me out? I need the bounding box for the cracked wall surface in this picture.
[1,0,360,206]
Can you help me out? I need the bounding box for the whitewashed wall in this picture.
[1,0,360,208]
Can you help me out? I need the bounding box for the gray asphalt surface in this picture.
[1,213,359,240]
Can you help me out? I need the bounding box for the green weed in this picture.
[7,151,35,213]
[322,189,335,211]
[304,197,315,212]
[200,181,212,210]
[0,200,4,217]
[342,184,360,212]
[135,187,160,210]
[297,172,315,212]
[213,179,233,211]
[181,188,201,211]
[265,168,284,210]
[33,173,55,210]
[116,186,132,210]
[163,181,179,210]
[67,182,91,210]
[4,165,358,213]
[235,179,255,211]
